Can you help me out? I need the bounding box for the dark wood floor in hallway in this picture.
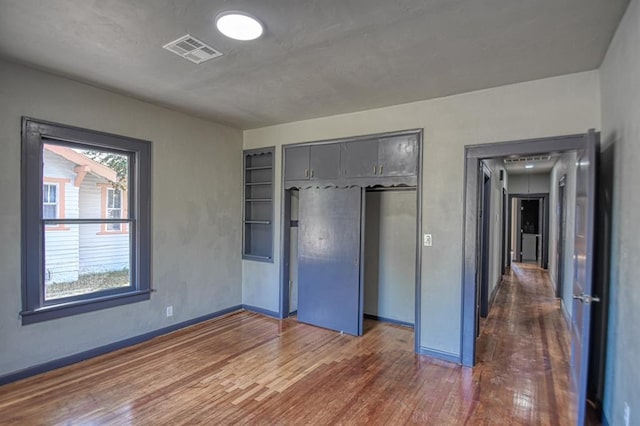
[0,263,575,425]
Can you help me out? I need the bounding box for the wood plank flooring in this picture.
[0,263,575,425]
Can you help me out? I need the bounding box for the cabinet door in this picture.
[378,135,418,177]
[284,146,310,181]
[341,139,379,178]
[309,143,341,180]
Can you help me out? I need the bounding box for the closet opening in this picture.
[362,187,416,330]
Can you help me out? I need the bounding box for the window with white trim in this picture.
[106,188,123,231]
[42,183,58,219]
[21,117,152,324]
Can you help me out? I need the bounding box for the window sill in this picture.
[96,230,129,235]
[45,226,70,231]
[20,290,151,325]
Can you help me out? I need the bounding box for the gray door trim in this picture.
[556,175,567,298]
[461,132,587,367]
[279,129,424,354]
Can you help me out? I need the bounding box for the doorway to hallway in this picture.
[462,131,603,425]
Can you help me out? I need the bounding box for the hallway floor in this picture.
[0,263,576,425]
[475,262,576,424]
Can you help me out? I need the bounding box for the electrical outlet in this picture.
[423,233,433,247]
[166,305,173,317]
[624,402,630,426]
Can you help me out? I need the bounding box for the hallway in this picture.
[475,262,576,424]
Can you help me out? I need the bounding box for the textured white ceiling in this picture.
[0,0,629,129]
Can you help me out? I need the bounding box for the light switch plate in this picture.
[424,233,432,247]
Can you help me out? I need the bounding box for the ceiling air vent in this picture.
[504,155,552,164]
[163,34,222,64]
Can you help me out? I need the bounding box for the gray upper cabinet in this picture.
[285,143,342,181]
[284,146,310,180]
[341,139,379,178]
[284,132,419,187]
[377,135,418,177]
[310,144,341,180]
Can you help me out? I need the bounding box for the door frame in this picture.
[478,166,491,319]
[501,188,508,274]
[461,132,587,367]
[556,174,567,298]
[279,128,423,353]
[508,193,549,266]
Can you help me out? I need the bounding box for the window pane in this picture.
[43,143,129,219]
[43,184,57,203]
[43,205,57,219]
[112,190,122,208]
[44,223,131,301]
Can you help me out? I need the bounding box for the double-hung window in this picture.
[42,184,58,219]
[107,188,123,230]
[21,117,152,324]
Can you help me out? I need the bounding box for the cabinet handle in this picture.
[310,169,314,178]
[379,165,383,175]
[373,165,377,175]
[305,169,309,178]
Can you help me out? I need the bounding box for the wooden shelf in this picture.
[246,166,273,171]
[244,220,271,225]
[246,198,272,202]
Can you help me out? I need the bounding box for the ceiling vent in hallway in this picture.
[504,155,552,164]
[163,34,223,64]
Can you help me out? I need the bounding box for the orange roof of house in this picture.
[44,145,117,183]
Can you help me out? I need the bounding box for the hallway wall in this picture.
[481,159,508,307]
[548,152,578,319]
[508,173,551,194]
[243,71,600,359]
[600,0,640,422]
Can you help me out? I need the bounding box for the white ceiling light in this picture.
[216,11,263,41]
[525,164,534,169]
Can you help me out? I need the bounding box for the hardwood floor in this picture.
[0,263,574,425]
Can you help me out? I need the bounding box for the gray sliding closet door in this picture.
[298,187,362,336]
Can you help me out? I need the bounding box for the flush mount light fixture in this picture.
[525,164,534,169]
[216,11,264,41]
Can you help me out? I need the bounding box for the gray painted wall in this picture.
[0,59,243,377]
[507,172,551,194]
[600,0,640,423]
[243,71,600,358]
[363,191,416,324]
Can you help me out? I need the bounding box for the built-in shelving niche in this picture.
[243,147,275,262]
